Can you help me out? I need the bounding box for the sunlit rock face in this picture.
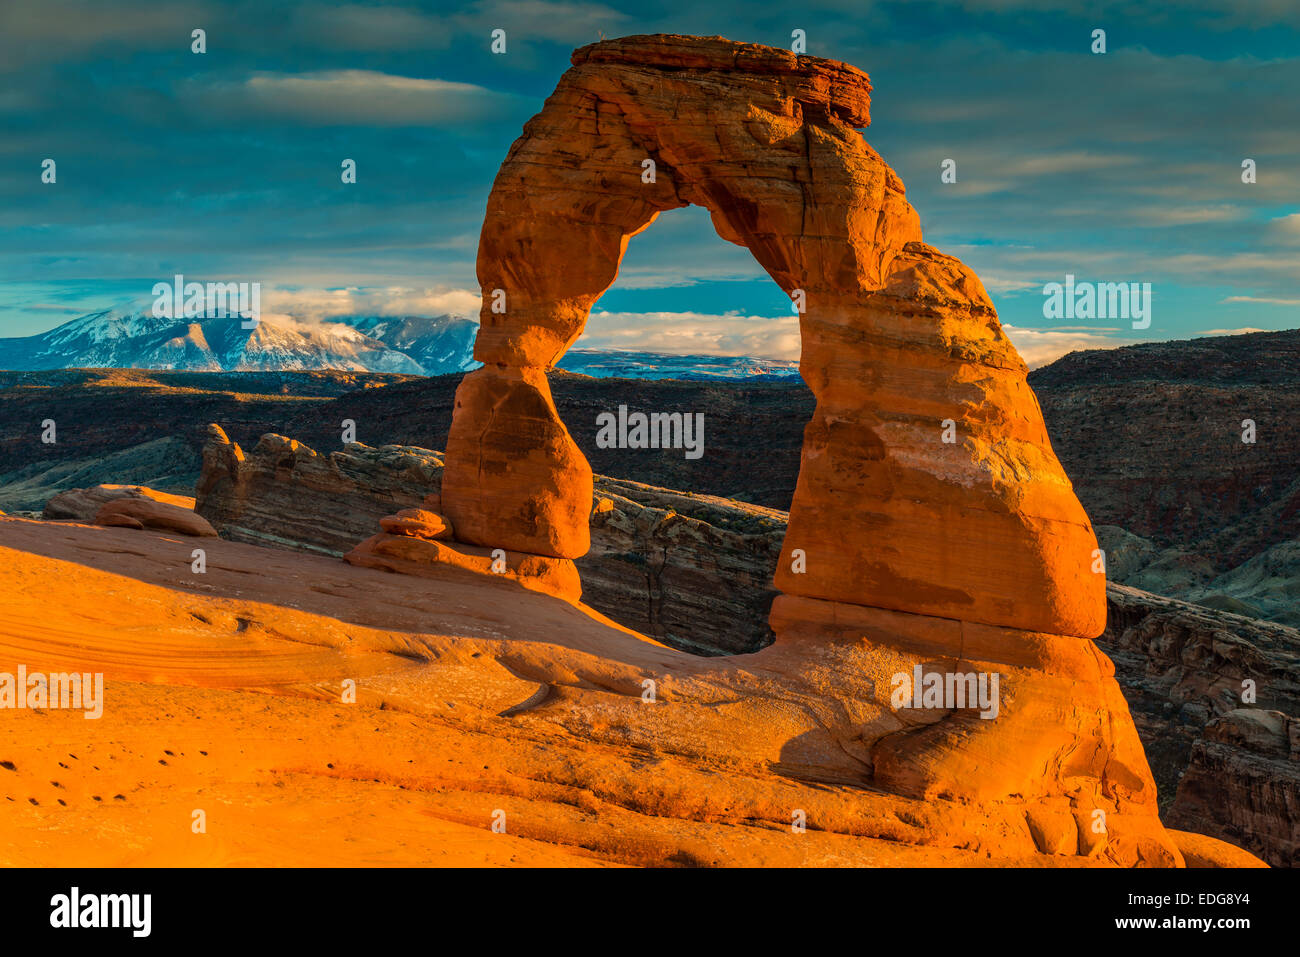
[434,33,1176,865]
[443,33,1102,637]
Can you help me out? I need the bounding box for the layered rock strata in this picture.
[195,429,781,653]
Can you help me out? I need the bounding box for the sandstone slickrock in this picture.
[1169,829,1270,869]
[96,512,145,530]
[93,497,216,537]
[1,513,1261,867]
[346,532,583,603]
[194,427,1295,864]
[196,428,780,654]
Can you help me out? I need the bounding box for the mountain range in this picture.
[0,306,803,380]
[0,306,479,375]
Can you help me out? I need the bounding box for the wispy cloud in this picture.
[182,70,527,126]
[1001,324,1133,368]
[1220,296,1300,306]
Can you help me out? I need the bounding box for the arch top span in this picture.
[473,34,914,371]
[444,33,1107,642]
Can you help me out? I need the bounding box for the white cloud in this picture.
[259,285,481,324]
[1197,327,1270,335]
[1001,324,1133,368]
[184,70,526,126]
[580,310,800,359]
[1220,295,1300,306]
[1269,213,1300,240]
[574,310,1135,371]
[978,275,1042,294]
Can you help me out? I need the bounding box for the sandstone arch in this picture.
[442,34,1105,640]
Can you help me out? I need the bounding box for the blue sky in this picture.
[2,0,1298,366]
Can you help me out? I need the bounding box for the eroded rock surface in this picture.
[44,483,197,521]
[195,424,443,555]
[192,428,1297,865]
[0,515,1225,866]
[432,34,1163,861]
[1168,710,1299,867]
[93,498,216,537]
[445,34,1102,639]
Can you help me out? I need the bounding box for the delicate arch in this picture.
[441,34,1105,639]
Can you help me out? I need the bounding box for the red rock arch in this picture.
[442,34,1105,639]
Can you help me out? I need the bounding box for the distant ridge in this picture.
[0,306,802,381]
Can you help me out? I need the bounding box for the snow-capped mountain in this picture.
[0,305,801,381]
[0,305,479,375]
[344,315,479,374]
[556,349,801,380]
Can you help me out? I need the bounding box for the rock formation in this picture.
[44,483,197,522]
[431,34,1168,860]
[1169,710,1299,867]
[444,33,1102,637]
[92,497,217,537]
[1,510,1260,867]
[1102,584,1300,866]
[195,425,444,555]
[192,427,1298,865]
[196,429,782,654]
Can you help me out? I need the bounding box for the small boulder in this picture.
[94,498,217,537]
[378,508,454,541]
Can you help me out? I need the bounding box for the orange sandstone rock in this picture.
[94,497,217,537]
[442,366,592,559]
[96,512,145,530]
[345,532,582,603]
[774,243,1106,637]
[379,508,454,541]
[44,483,197,522]
[443,33,1101,638]
[428,33,1151,863]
